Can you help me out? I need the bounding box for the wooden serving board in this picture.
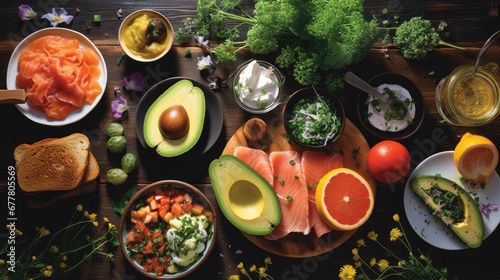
[222,110,376,258]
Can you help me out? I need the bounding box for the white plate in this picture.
[404,151,500,250]
[6,28,107,126]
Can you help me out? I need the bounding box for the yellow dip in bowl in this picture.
[119,10,174,62]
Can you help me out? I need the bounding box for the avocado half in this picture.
[410,175,485,248]
[143,79,206,157]
[209,154,281,235]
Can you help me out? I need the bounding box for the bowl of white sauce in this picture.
[231,59,286,114]
[356,72,425,140]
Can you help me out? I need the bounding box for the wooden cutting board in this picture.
[222,110,376,258]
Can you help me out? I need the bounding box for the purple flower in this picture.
[117,8,123,20]
[481,203,498,216]
[121,72,144,91]
[111,96,129,118]
[41,7,74,27]
[195,35,210,53]
[19,4,37,20]
[197,55,212,71]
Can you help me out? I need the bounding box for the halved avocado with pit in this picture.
[410,175,484,248]
[143,79,206,157]
[209,154,281,235]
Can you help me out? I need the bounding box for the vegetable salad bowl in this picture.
[283,87,345,149]
[118,180,216,279]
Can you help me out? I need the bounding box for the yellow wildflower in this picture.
[249,265,256,272]
[420,254,426,260]
[258,267,268,277]
[393,213,400,222]
[32,256,36,261]
[351,248,359,261]
[237,262,244,269]
[377,259,389,272]
[103,217,110,223]
[50,245,59,253]
[62,255,68,261]
[41,265,53,277]
[264,257,272,264]
[37,226,50,236]
[60,262,67,268]
[76,204,83,212]
[84,210,89,217]
[357,239,366,247]
[15,229,23,236]
[89,213,97,222]
[108,222,116,230]
[354,261,362,268]
[92,221,99,227]
[370,257,376,267]
[367,231,378,241]
[389,228,404,241]
[0,259,5,265]
[339,264,356,280]
[229,275,240,280]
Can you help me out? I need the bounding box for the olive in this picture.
[159,105,189,139]
[146,18,167,44]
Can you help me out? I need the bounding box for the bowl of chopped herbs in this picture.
[283,87,345,149]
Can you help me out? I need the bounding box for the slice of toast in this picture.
[25,178,98,209]
[15,133,90,193]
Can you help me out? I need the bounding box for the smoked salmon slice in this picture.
[266,151,310,240]
[233,146,274,185]
[16,35,102,120]
[302,151,344,237]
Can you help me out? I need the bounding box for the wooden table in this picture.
[2,1,500,279]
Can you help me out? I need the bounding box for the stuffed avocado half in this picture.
[410,175,484,248]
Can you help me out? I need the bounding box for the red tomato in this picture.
[367,140,410,184]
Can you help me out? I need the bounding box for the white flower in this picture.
[197,55,213,70]
[41,7,74,27]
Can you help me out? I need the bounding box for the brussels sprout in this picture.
[106,123,124,137]
[107,136,126,153]
[106,168,128,185]
[121,153,138,173]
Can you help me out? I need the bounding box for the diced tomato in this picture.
[182,202,193,213]
[146,194,155,203]
[191,203,204,216]
[142,241,153,254]
[137,206,151,219]
[155,265,164,276]
[160,197,170,206]
[173,194,185,203]
[133,253,143,264]
[143,259,153,272]
[158,205,170,218]
[171,202,182,217]
[135,222,150,236]
[126,230,136,243]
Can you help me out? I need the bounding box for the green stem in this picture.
[438,40,465,50]
[216,10,257,25]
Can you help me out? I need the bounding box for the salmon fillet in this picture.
[233,146,274,186]
[302,151,344,237]
[266,151,310,240]
[16,35,102,120]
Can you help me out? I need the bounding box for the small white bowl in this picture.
[119,9,174,62]
[231,60,286,114]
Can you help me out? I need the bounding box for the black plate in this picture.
[356,72,425,140]
[135,77,223,159]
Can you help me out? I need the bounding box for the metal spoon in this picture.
[471,29,500,76]
[344,71,388,102]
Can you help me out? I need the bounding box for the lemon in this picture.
[454,132,499,183]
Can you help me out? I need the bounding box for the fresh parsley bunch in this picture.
[176,0,378,91]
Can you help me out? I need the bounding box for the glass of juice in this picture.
[435,63,500,126]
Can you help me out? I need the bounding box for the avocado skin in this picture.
[209,154,281,235]
[410,175,484,248]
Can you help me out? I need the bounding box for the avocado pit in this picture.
[158,105,189,139]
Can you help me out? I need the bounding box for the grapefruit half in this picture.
[315,168,374,231]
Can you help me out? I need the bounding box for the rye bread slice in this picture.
[15,133,90,193]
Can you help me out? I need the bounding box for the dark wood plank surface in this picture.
[2,1,500,279]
